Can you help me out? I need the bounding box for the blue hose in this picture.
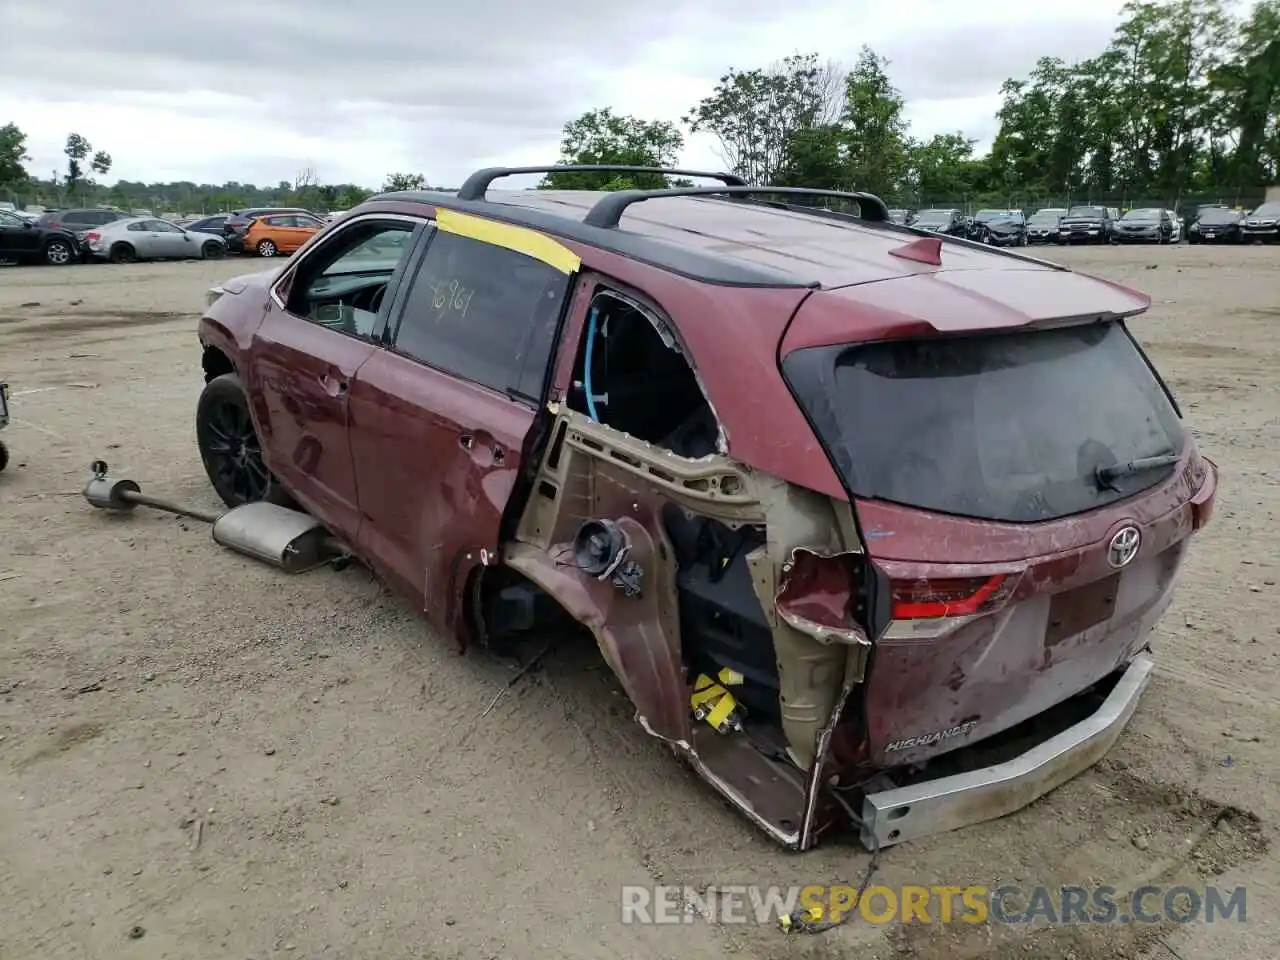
[584,307,602,422]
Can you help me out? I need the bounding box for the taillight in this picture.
[84,231,100,242]
[1190,456,1217,531]
[883,572,1021,640]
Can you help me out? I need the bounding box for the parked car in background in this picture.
[1241,201,1280,243]
[1026,210,1062,244]
[1165,210,1184,243]
[221,207,314,253]
[1058,205,1114,244]
[1188,207,1247,244]
[82,217,228,263]
[911,208,966,236]
[1113,208,1174,244]
[241,212,325,257]
[193,164,1217,852]
[886,208,909,225]
[0,209,82,265]
[968,209,1028,246]
[37,208,134,234]
[183,214,233,236]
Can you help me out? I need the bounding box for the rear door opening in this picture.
[782,319,1209,768]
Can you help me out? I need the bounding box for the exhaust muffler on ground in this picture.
[82,460,344,573]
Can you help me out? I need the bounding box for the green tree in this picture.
[0,122,30,190]
[91,150,112,177]
[383,172,427,192]
[775,124,846,189]
[684,53,844,183]
[64,133,92,192]
[540,108,684,190]
[841,46,911,198]
[906,133,979,202]
[1209,0,1280,189]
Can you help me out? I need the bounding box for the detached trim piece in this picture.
[860,652,1154,849]
[436,208,581,275]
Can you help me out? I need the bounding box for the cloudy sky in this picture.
[0,0,1127,190]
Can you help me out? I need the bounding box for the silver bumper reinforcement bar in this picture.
[860,652,1154,849]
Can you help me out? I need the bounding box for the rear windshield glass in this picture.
[782,323,1186,523]
[1067,206,1106,218]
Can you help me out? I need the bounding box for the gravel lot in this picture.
[0,246,1277,960]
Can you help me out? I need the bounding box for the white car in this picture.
[1165,210,1183,243]
[83,216,228,263]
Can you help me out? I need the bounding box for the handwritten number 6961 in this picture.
[427,278,473,321]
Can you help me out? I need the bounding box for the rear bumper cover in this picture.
[859,651,1153,849]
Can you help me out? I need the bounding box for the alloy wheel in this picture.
[203,399,270,503]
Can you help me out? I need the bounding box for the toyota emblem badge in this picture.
[1107,525,1141,569]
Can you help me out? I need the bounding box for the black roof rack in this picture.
[456,165,747,201]
[582,186,889,229]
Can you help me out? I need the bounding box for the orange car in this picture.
[242,212,324,257]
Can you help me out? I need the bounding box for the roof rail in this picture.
[456,165,747,201]
[582,186,889,229]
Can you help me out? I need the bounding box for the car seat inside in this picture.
[566,290,719,459]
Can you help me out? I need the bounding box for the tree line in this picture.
[544,0,1279,209]
[1,0,1276,214]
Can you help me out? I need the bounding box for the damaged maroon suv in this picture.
[196,165,1217,851]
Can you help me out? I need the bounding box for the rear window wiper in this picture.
[1093,451,1180,490]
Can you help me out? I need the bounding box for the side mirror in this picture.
[22,221,33,229]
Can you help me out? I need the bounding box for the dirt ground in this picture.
[0,244,1276,960]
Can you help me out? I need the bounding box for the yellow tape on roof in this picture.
[436,208,581,275]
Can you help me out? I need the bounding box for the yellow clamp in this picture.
[690,667,745,733]
[779,905,825,932]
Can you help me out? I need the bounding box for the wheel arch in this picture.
[201,344,235,383]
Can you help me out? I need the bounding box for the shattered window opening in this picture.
[567,287,721,459]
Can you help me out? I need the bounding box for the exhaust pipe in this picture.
[83,460,344,573]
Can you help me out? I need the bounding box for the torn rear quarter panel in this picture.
[507,409,873,843]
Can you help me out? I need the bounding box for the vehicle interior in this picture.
[565,289,720,459]
[285,222,414,336]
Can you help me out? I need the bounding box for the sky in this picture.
[0,0,1129,191]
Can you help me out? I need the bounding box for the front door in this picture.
[246,213,427,541]
[348,209,578,636]
[0,212,41,259]
[141,219,193,258]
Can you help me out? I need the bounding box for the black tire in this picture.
[196,372,292,508]
[201,241,225,260]
[43,238,76,266]
[109,242,137,264]
[0,440,8,472]
[256,239,277,257]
